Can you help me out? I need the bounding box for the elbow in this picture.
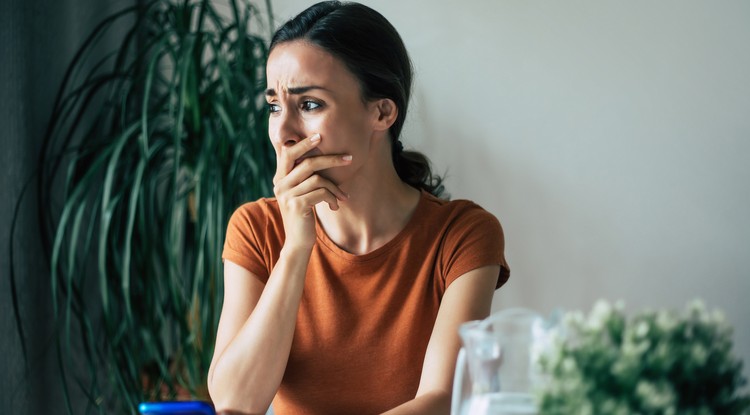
[207,355,277,414]
[207,361,237,411]
[212,397,271,415]
[207,373,224,410]
[206,375,218,406]
[207,360,220,401]
[208,370,273,415]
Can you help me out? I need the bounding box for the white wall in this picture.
[267,0,750,380]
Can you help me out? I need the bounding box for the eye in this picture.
[268,103,281,114]
[301,100,322,111]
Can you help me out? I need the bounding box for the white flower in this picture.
[634,320,649,338]
[655,310,678,332]
[561,357,577,373]
[636,380,676,411]
[691,344,708,366]
[563,311,585,327]
[688,299,708,321]
[710,309,726,325]
[586,300,613,331]
[601,398,630,415]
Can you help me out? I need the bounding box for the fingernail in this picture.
[310,133,321,142]
[342,155,352,161]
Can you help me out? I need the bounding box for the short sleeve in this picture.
[440,206,510,290]
[222,201,273,282]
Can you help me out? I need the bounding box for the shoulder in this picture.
[226,197,283,244]
[224,198,284,279]
[418,191,509,289]
[228,197,281,229]
[421,192,502,232]
[230,197,280,220]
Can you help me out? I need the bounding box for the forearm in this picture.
[208,244,311,412]
[381,390,451,415]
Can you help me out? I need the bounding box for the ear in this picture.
[371,98,398,132]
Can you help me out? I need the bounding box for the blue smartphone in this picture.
[138,401,216,415]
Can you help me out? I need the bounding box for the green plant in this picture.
[538,300,750,415]
[20,0,275,412]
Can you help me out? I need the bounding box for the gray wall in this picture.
[1,0,132,412]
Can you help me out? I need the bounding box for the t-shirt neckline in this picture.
[313,189,429,262]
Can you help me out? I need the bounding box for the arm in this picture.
[207,252,310,414]
[208,133,351,413]
[382,265,501,415]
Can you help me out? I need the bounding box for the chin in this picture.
[317,167,348,187]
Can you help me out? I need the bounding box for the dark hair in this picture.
[270,1,445,197]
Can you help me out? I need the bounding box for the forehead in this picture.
[266,41,357,93]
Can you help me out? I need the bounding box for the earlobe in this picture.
[372,99,398,131]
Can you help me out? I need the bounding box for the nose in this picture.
[270,109,304,148]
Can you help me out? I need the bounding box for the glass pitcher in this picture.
[451,308,557,415]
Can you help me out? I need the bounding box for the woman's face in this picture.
[265,41,378,184]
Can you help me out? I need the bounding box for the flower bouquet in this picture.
[538,300,750,415]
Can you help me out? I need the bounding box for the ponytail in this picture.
[392,142,445,197]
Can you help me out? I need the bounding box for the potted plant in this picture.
[18,0,275,412]
[538,300,750,414]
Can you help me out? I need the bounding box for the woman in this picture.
[207,2,510,414]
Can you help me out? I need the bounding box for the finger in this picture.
[286,187,341,214]
[274,170,349,205]
[275,153,352,194]
[274,134,322,183]
[304,187,341,211]
[287,154,353,181]
[288,174,349,202]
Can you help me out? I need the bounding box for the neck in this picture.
[314,153,420,256]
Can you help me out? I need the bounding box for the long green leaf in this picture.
[97,122,141,317]
[64,202,87,350]
[121,158,147,323]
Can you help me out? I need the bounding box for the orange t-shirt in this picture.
[222,190,510,415]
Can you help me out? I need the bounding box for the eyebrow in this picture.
[265,85,328,97]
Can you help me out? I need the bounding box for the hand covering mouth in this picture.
[294,149,322,167]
